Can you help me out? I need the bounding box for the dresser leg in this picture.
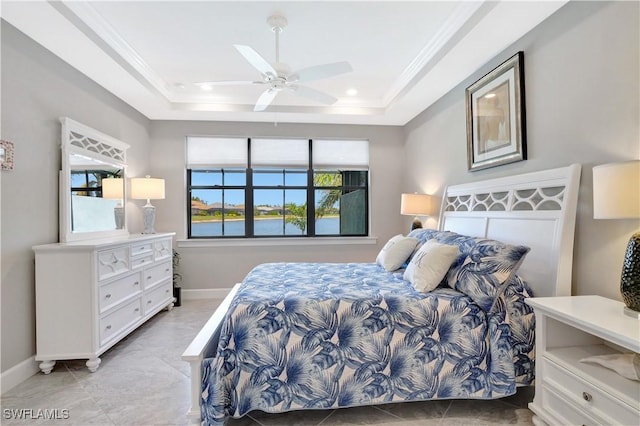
[39,360,56,374]
[86,358,101,372]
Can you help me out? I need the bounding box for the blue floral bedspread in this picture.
[201,262,535,425]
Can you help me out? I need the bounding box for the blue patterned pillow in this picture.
[408,228,530,312]
[446,239,530,311]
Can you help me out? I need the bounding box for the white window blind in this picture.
[251,138,309,168]
[313,139,369,170]
[187,137,248,168]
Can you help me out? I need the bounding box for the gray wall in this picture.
[0,22,152,372]
[149,121,405,290]
[403,1,640,301]
[1,0,638,379]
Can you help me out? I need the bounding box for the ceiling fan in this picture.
[195,15,353,112]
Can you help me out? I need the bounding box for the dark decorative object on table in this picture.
[592,161,640,319]
[173,249,182,307]
[621,232,640,315]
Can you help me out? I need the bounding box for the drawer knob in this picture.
[165,268,170,272]
[134,308,139,312]
[165,289,169,293]
[147,276,152,280]
[106,325,112,330]
[105,294,111,299]
[134,281,139,286]
[112,259,118,264]
[582,392,592,402]
[147,300,152,304]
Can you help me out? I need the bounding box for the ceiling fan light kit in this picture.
[195,14,353,112]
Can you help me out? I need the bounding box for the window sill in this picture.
[177,236,378,248]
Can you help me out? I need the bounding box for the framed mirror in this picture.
[60,117,130,243]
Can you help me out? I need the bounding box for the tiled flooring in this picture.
[1,299,535,425]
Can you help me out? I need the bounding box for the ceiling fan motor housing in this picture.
[267,15,288,32]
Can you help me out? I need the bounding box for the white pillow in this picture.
[404,240,459,292]
[376,234,419,271]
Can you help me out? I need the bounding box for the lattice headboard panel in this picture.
[438,164,582,297]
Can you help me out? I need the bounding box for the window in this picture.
[70,169,119,197]
[186,137,369,238]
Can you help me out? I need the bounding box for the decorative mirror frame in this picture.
[60,117,130,243]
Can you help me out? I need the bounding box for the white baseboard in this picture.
[1,356,39,395]
[182,288,233,300]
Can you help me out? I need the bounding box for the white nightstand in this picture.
[525,295,640,426]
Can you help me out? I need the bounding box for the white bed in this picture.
[182,163,582,420]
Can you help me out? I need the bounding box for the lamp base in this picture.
[114,206,124,230]
[410,217,423,231]
[620,231,640,318]
[141,204,156,234]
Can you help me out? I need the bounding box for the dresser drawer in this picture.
[97,247,130,281]
[143,281,172,314]
[131,241,153,257]
[543,357,639,425]
[99,298,142,347]
[98,272,142,314]
[144,261,172,290]
[154,238,172,261]
[131,254,153,269]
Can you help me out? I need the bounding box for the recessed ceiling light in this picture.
[346,88,358,96]
[484,93,496,98]
[200,84,213,91]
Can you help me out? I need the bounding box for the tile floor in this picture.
[1,299,535,425]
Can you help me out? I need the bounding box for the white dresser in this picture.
[525,296,640,426]
[33,233,175,373]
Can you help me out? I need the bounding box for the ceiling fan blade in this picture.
[234,44,277,77]
[290,85,338,105]
[195,80,263,87]
[254,88,278,111]
[290,61,353,82]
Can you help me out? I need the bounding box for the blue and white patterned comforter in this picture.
[201,262,535,425]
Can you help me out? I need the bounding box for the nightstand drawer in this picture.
[543,357,639,425]
[541,384,598,426]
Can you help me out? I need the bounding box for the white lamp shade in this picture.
[593,160,640,219]
[401,193,432,216]
[102,178,123,199]
[131,176,165,200]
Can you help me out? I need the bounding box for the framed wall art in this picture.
[0,140,14,171]
[465,51,526,171]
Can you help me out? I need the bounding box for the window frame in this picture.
[187,138,369,239]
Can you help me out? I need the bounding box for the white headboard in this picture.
[438,164,581,297]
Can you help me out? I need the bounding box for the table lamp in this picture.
[401,193,432,232]
[102,177,124,229]
[131,175,165,234]
[592,160,640,318]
